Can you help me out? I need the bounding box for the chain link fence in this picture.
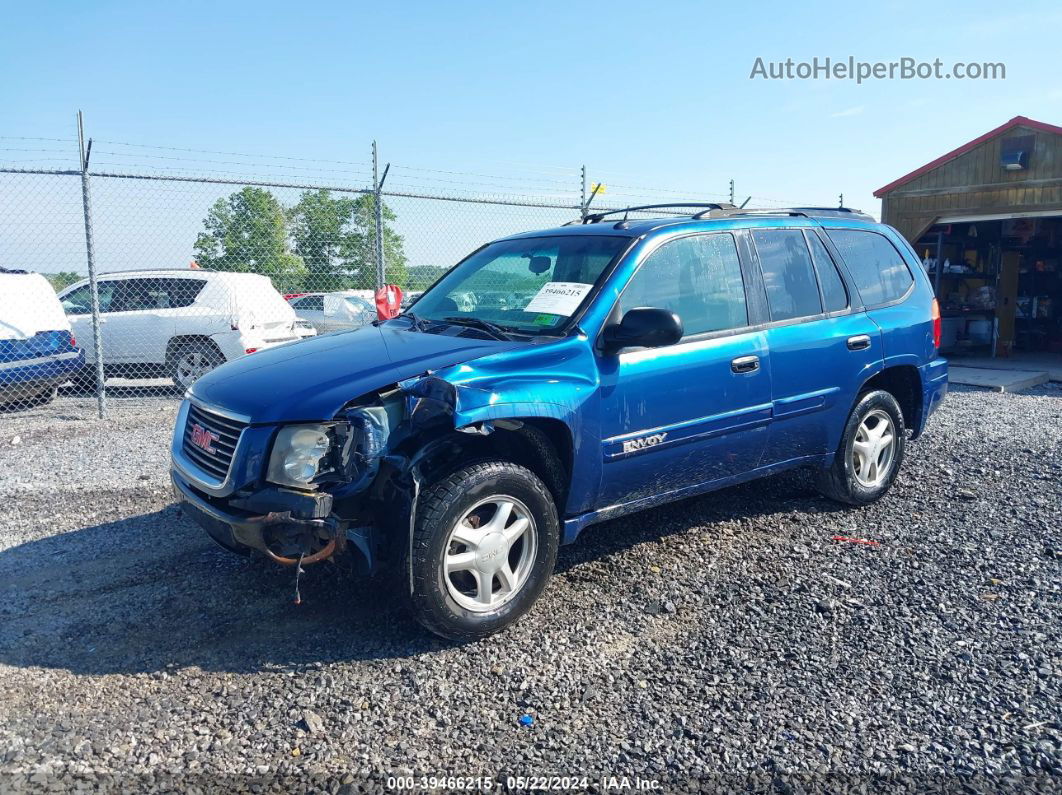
[1,123,833,420]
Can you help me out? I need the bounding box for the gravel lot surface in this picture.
[0,385,1059,792]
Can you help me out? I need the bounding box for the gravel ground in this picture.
[0,385,1059,792]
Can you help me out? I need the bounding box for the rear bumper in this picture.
[0,350,84,400]
[211,332,303,362]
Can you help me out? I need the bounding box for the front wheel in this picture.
[817,389,906,506]
[408,461,559,640]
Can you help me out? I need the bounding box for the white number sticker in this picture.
[523,282,593,316]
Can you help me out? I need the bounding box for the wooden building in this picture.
[876,116,1062,358]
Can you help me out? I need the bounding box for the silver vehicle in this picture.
[288,291,376,334]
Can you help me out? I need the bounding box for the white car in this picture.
[287,291,377,334]
[58,269,314,389]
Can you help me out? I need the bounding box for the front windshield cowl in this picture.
[404,234,629,337]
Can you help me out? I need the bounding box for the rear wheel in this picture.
[817,389,906,506]
[408,461,559,640]
[169,341,224,390]
[69,367,100,393]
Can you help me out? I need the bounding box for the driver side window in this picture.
[618,233,748,338]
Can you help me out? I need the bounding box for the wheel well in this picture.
[410,418,573,512]
[860,365,921,433]
[166,335,224,362]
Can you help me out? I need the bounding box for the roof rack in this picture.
[579,203,872,226]
[699,206,873,221]
[583,202,736,224]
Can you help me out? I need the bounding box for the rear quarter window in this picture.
[827,229,914,306]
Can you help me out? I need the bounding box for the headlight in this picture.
[267,424,338,488]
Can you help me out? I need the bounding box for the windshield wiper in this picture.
[440,316,515,340]
[395,311,431,332]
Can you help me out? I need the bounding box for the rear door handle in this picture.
[731,354,760,374]
[847,334,871,351]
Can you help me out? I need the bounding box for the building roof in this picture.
[874,115,1062,198]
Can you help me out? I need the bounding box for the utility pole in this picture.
[372,141,389,290]
[729,179,735,205]
[839,192,844,208]
[77,110,106,419]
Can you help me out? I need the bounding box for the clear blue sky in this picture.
[2,0,1061,271]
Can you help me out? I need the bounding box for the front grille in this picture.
[181,403,246,481]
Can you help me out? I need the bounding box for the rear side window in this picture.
[805,231,849,312]
[294,294,325,311]
[619,233,747,337]
[110,277,206,312]
[160,278,207,308]
[752,229,822,321]
[827,230,914,306]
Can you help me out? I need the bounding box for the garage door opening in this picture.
[915,215,1062,369]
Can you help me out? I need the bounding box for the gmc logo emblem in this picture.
[189,423,220,454]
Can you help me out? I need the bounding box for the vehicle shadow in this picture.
[0,470,844,676]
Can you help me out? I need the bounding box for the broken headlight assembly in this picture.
[266,422,351,489]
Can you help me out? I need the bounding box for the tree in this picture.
[193,187,305,289]
[42,271,81,291]
[406,265,449,291]
[289,189,357,291]
[341,194,408,290]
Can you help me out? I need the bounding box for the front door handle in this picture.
[847,334,871,351]
[731,354,760,374]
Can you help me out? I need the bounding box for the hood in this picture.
[190,323,523,424]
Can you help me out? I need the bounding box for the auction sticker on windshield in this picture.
[523,282,592,316]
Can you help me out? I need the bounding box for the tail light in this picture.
[931,298,941,349]
[244,348,258,354]
[68,332,77,348]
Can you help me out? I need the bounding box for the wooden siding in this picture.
[880,124,1062,242]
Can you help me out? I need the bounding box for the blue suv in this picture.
[171,204,948,639]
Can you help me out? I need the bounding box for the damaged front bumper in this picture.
[171,468,377,572]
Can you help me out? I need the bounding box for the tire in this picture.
[0,385,57,411]
[169,341,224,390]
[69,367,100,393]
[31,386,57,406]
[817,389,906,506]
[407,460,559,640]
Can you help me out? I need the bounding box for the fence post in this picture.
[76,110,106,419]
[580,165,587,221]
[372,140,385,290]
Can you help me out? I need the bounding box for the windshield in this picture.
[405,235,629,335]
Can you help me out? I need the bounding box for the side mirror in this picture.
[601,307,683,354]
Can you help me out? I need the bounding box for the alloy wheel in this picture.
[175,351,215,388]
[443,495,537,613]
[851,408,896,488]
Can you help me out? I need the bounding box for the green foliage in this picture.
[193,187,306,290]
[289,189,357,291]
[41,271,82,291]
[197,187,409,293]
[341,194,408,290]
[406,265,449,291]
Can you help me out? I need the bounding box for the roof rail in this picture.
[583,202,736,224]
[96,266,219,276]
[700,206,873,221]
